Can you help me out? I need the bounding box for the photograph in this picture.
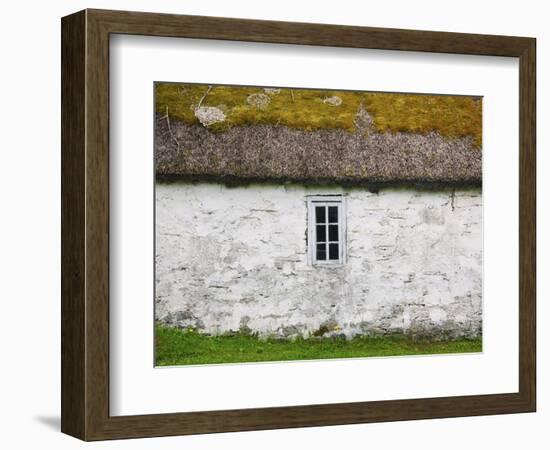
[153,82,483,366]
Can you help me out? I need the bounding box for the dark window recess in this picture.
[316,243,326,261]
[328,206,338,223]
[329,243,339,260]
[316,225,326,242]
[328,225,339,241]
[315,206,326,223]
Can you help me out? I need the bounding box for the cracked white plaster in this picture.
[155,182,482,339]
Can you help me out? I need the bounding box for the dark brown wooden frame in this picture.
[61,8,536,441]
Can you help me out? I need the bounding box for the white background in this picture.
[0,0,547,449]
[110,35,518,415]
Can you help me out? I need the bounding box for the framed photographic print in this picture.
[61,9,536,441]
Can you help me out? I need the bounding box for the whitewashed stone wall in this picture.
[155,182,482,339]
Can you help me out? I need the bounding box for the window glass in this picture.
[329,243,339,260]
[316,243,326,261]
[328,224,339,242]
[316,225,326,242]
[315,206,326,223]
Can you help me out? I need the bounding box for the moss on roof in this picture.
[155,83,482,147]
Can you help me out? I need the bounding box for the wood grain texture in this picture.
[61,8,536,441]
[518,39,536,409]
[61,10,86,439]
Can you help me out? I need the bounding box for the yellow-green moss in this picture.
[156,83,482,147]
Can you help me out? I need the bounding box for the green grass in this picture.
[155,325,482,366]
[155,82,482,147]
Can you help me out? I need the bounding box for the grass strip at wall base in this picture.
[155,325,482,366]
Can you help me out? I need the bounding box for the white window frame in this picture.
[307,195,347,266]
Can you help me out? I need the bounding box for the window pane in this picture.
[316,244,326,260]
[316,225,326,243]
[328,224,339,242]
[315,206,326,223]
[329,243,339,260]
[328,206,338,223]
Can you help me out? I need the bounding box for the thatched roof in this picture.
[154,83,482,186]
[155,114,482,186]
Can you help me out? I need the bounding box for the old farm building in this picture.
[155,84,482,339]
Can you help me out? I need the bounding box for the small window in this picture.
[307,195,346,265]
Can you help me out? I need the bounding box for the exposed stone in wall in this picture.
[155,182,482,340]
